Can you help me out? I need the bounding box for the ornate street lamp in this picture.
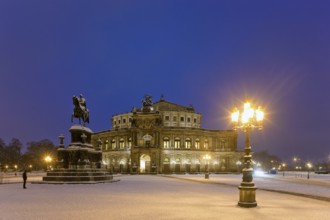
[231,98,264,208]
[203,154,211,179]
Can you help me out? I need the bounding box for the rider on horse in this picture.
[72,94,90,125]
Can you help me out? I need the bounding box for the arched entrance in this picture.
[140,154,151,173]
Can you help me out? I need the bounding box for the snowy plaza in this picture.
[0,172,329,220]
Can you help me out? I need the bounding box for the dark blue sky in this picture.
[1,0,329,162]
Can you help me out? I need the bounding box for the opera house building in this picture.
[92,95,241,174]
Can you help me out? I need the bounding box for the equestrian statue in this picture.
[71,94,90,126]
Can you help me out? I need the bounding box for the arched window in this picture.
[119,138,125,149]
[128,138,132,149]
[163,137,170,149]
[111,139,116,149]
[174,138,180,149]
[195,138,200,149]
[185,138,191,149]
[204,139,209,149]
[105,140,109,151]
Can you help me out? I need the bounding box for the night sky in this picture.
[1,1,329,162]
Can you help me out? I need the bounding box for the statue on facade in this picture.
[142,95,152,107]
[71,94,90,126]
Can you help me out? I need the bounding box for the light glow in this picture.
[231,109,239,122]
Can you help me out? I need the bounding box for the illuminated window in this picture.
[174,138,180,149]
[105,140,108,150]
[195,139,200,149]
[163,137,170,149]
[128,138,132,149]
[204,139,209,149]
[185,138,191,149]
[111,139,116,149]
[119,138,125,149]
[164,157,170,163]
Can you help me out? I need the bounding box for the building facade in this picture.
[92,95,242,174]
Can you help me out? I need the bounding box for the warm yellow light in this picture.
[45,156,52,162]
[231,109,239,122]
[244,102,251,110]
[256,107,264,122]
[203,154,211,160]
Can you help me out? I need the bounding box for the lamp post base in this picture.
[238,184,257,208]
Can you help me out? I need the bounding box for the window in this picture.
[111,139,116,149]
[119,138,125,149]
[185,138,191,149]
[164,157,170,163]
[194,118,197,123]
[118,120,121,124]
[204,139,209,149]
[195,139,200,149]
[163,137,170,149]
[174,138,180,149]
[180,117,185,122]
[123,119,126,123]
[173,116,177,121]
[187,117,191,123]
[129,118,132,123]
[105,140,109,150]
[128,138,132,149]
[165,116,170,121]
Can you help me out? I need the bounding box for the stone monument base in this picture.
[41,124,115,184]
[42,168,114,184]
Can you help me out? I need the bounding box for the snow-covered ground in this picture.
[168,172,330,201]
[0,174,329,220]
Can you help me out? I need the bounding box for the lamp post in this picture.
[45,156,52,171]
[282,163,286,176]
[306,162,312,179]
[231,98,264,208]
[203,154,211,179]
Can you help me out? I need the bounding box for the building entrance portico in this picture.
[140,154,151,173]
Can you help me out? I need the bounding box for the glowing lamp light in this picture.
[256,107,264,122]
[230,98,264,208]
[45,156,52,163]
[231,109,239,123]
[231,99,264,130]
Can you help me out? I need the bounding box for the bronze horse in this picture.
[71,96,89,125]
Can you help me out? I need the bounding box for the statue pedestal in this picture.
[42,125,113,184]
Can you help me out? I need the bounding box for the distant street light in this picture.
[203,154,211,179]
[306,162,312,179]
[282,163,286,176]
[45,156,53,171]
[231,98,264,208]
